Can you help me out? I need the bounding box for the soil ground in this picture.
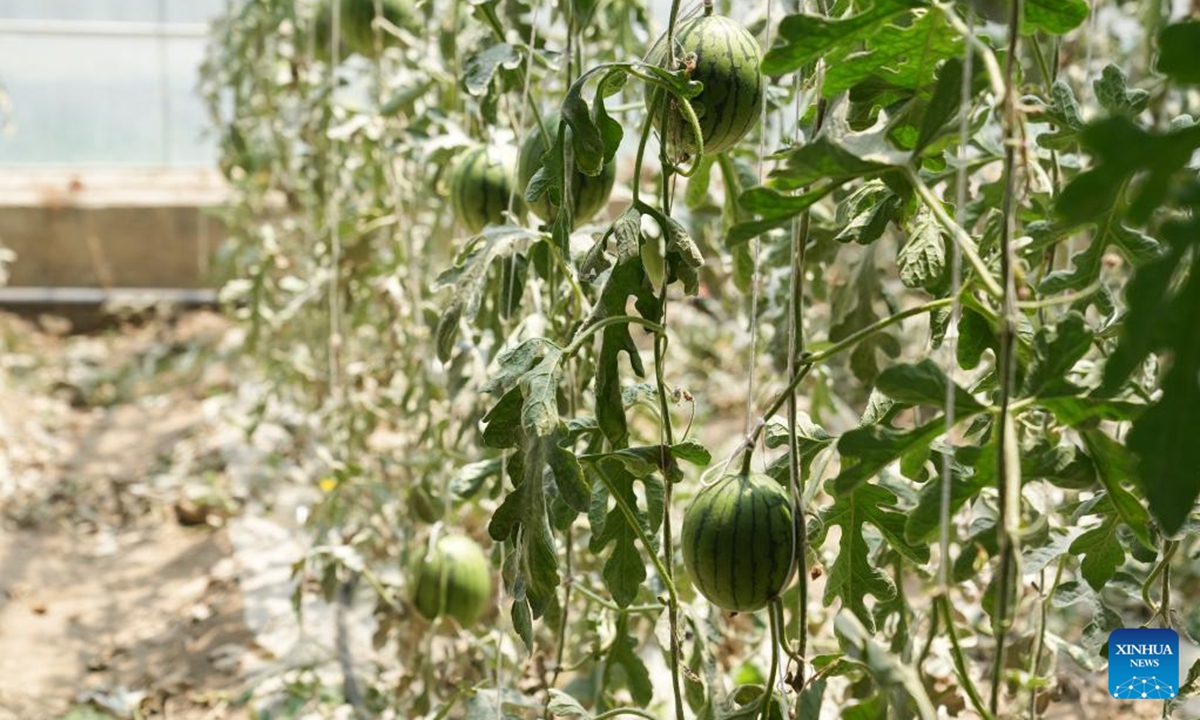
[0,311,256,719]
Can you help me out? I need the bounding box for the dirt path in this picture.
[0,313,255,720]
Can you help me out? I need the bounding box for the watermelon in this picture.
[650,14,763,157]
[313,0,415,60]
[518,112,617,227]
[449,145,523,233]
[410,534,493,626]
[681,472,795,612]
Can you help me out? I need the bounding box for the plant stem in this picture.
[1029,556,1066,718]
[632,112,656,206]
[938,594,995,720]
[657,12,686,717]
[1015,282,1101,310]
[572,583,665,614]
[934,2,1007,99]
[784,72,828,696]
[760,599,782,720]
[990,0,1025,713]
[733,297,955,465]
[563,315,666,357]
[551,526,573,691]
[1141,540,1179,627]
[593,709,659,720]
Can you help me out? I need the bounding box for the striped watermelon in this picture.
[449,145,523,233]
[650,14,763,157]
[518,112,617,227]
[313,0,415,60]
[681,472,795,612]
[410,534,493,626]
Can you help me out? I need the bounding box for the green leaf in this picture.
[592,260,656,447]
[606,622,654,707]
[671,441,712,467]
[1040,218,1160,294]
[484,339,548,396]
[827,249,902,384]
[764,413,835,482]
[482,387,524,449]
[1110,220,1200,536]
[763,0,923,76]
[548,434,591,514]
[451,458,504,498]
[1021,312,1092,397]
[833,180,900,245]
[489,437,560,620]
[1069,516,1124,590]
[520,348,563,438]
[818,483,930,631]
[896,208,947,291]
[730,105,912,246]
[905,458,988,542]
[546,690,590,718]
[1022,526,1084,575]
[462,42,520,97]
[876,359,985,414]
[913,57,966,156]
[727,186,833,246]
[1024,0,1088,34]
[1037,395,1144,428]
[1158,22,1200,84]
[611,207,643,263]
[820,8,961,97]
[1057,117,1200,225]
[833,614,939,720]
[1093,64,1150,117]
[767,0,960,98]
[1030,80,1086,150]
[833,417,945,494]
[957,307,996,369]
[561,77,609,176]
[1022,441,1097,489]
[433,226,539,361]
[586,456,661,607]
[1081,429,1154,551]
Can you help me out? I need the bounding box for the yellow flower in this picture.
[318,477,338,493]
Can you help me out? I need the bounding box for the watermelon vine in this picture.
[201,0,1200,716]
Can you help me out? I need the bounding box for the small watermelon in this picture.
[649,14,764,157]
[410,534,493,626]
[313,0,415,60]
[681,472,795,612]
[449,145,523,233]
[518,112,617,227]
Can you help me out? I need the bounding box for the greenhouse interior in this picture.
[1,0,1199,718]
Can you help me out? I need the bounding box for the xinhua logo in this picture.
[1108,628,1179,700]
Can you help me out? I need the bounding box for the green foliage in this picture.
[201,0,1200,715]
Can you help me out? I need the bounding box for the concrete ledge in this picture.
[0,168,227,290]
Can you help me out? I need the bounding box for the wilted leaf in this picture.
[896,208,947,290]
[463,42,520,97]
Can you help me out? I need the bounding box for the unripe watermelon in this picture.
[518,113,617,227]
[449,145,523,233]
[681,472,795,612]
[312,0,415,60]
[410,535,493,626]
[650,14,763,157]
